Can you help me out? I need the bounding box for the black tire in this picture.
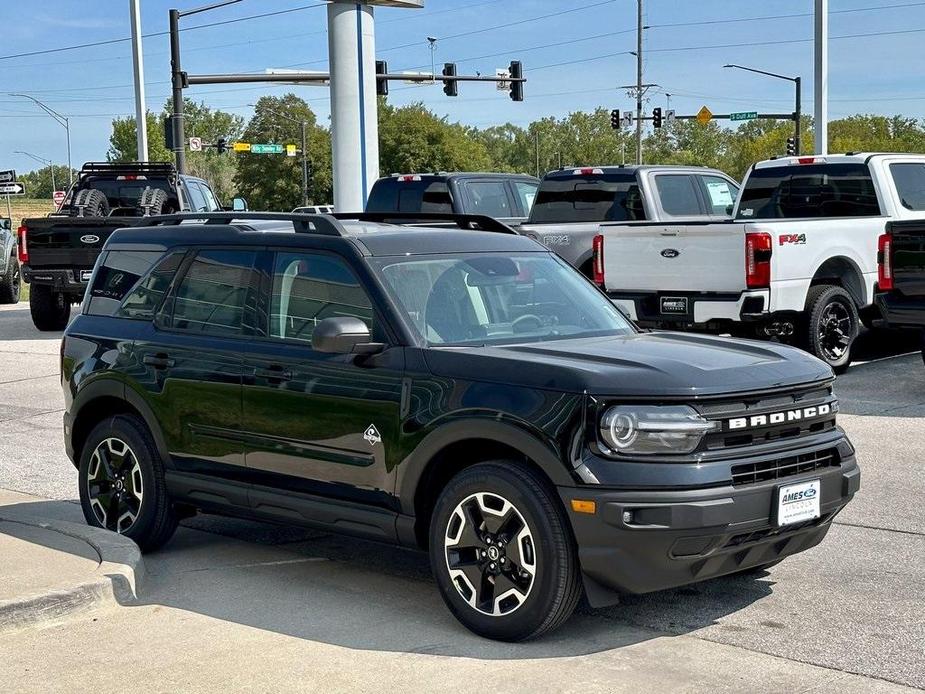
[0,254,20,304]
[803,284,859,374]
[137,187,169,216]
[429,461,582,641]
[29,283,71,331]
[78,414,178,552]
[72,188,110,217]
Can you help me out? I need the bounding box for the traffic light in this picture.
[442,63,458,97]
[610,109,620,130]
[376,60,389,96]
[164,115,175,151]
[216,137,228,154]
[508,60,524,102]
[652,107,663,129]
[786,137,796,156]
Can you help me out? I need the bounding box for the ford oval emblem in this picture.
[660,248,680,258]
[80,235,100,244]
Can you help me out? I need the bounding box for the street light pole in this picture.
[723,64,802,155]
[10,93,73,188]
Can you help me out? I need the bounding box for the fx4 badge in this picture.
[363,424,382,446]
[779,233,806,246]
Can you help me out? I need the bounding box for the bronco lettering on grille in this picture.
[727,403,834,431]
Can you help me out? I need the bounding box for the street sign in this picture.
[0,170,16,184]
[730,111,758,122]
[251,144,284,154]
[53,191,66,207]
[0,182,26,196]
[621,111,634,127]
[286,144,298,157]
[666,109,676,124]
[495,68,510,91]
[188,137,203,152]
[233,142,251,152]
[696,106,713,124]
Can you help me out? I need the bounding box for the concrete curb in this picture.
[0,514,144,632]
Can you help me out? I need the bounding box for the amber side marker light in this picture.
[570,499,597,514]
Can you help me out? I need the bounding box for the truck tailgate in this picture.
[887,219,925,297]
[602,221,747,292]
[23,216,141,269]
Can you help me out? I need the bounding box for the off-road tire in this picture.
[29,283,71,331]
[78,414,178,552]
[137,187,169,216]
[0,254,20,304]
[803,284,859,374]
[71,188,110,218]
[429,461,582,641]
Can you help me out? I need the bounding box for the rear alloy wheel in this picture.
[85,438,145,534]
[430,461,582,641]
[0,255,20,304]
[804,285,858,374]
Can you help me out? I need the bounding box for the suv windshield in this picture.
[736,163,881,219]
[528,172,645,223]
[371,252,633,346]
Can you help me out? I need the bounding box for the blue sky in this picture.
[1,0,924,174]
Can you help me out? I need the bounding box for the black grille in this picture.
[722,513,833,549]
[730,448,839,487]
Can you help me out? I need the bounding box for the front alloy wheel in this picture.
[86,438,144,534]
[444,492,537,616]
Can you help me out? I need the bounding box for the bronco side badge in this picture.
[364,424,382,446]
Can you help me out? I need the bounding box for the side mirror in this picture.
[312,316,384,355]
[232,197,248,212]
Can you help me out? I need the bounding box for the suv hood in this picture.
[423,331,832,398]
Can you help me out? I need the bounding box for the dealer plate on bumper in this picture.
[776,479,821,527]
[660,296,688,315]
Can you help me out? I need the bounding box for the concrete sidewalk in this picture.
[0,489,143,632]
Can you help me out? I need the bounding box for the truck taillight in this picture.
[878,232,893,291]
[17,225,28,264]
[592,234,604,286]
[745,232,772,288]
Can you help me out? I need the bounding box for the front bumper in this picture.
[559,453,859,604]
[611,289,770,328]
[21,266,89,294]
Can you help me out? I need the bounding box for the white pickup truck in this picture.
[597,153,925,371]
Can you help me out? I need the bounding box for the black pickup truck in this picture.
[876,221,925,361]
[18,161,240,331]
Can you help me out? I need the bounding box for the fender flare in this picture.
[809,253,869,306]
[395,417,576,516]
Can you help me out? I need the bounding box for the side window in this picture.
[653,175,703,216]
[196,182,221,212]
[513,181,539,215]
[890,163,925,211]
[184,181,208,212]
[165,249,260,336]
[118,251,186,320]
[464,181,512,217]
[86,250,163,317]
[699,176,738,215]
[270,252,374,344]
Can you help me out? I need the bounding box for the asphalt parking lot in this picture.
[0,301,923,692]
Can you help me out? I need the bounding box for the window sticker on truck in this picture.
[779,233,807,246]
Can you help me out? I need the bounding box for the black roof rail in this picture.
[331,212,519,235]
[80,161,176,174]
[136,212,348,237]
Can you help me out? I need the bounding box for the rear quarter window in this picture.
[366,179,454,213]
[529,173,645,223]
[85,250,173,318]
[890,163,925,211]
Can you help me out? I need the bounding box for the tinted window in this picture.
[119,251,186,320]
[184,181,209,212]
[529,173,646,223]
[86,250,163,316]
[195,182,221,212]
[514,180,539,214]
[890,163,925,211]
[464,181,512,217]
[653,175,703,216]
[366,179,454,213]
[699,175,739,215]
[270,252,374,344]
[166,250,260,336]
[737,163,881,219]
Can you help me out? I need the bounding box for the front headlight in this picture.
[599,405,719,456]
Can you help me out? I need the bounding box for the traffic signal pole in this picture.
[169,8,186,173]
[635,0,643,165]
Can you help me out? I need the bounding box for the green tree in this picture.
[178,99,245,201]
[233,94,332,211]
[19,164,77,198]
[107,111,172,163]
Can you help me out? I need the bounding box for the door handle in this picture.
[143,353,175,369]
[254,365,292,382]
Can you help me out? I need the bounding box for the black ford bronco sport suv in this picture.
[62,211,859,641]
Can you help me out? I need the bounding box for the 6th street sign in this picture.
[0,182,25,196]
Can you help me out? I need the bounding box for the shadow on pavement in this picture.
[0,500,774,659]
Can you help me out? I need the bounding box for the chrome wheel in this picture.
[818,301,851,363]
[86,438,144,533]
[444,492,536,617]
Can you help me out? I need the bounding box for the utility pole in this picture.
[130,0,148,162]
[169,8,186,173]
[635,0,643,165]
[814,0,828,154]
[534,130,540,178]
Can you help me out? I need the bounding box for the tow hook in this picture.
[762,321,795,338]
